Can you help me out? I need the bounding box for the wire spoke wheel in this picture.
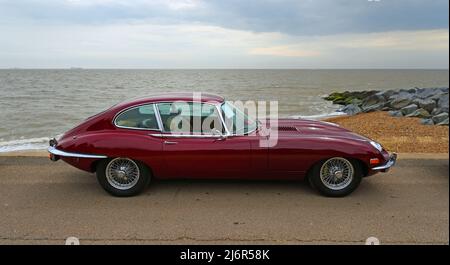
[105,158,140,190]
[319,157,354,191]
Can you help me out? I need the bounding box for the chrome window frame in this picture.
[113,103,163,131]
[113,100,261,138]
[113,100,231,138]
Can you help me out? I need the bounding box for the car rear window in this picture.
[114,104,159,130]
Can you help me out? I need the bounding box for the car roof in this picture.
[112,92,225,111]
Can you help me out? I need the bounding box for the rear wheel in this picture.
[96,158,151,197]
[308,157,362,197]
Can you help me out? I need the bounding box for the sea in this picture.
[0,69,448,152]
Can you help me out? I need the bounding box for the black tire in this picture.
[308,157,362,197]
[96,158,151,197]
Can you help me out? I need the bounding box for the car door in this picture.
[155,101,254,179]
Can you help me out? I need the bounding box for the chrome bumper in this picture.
[48,146,107,159]
[47,138,108,161]
[372,153,397,171]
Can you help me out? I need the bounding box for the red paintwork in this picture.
[55,93,390,179]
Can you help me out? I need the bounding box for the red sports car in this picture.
[48,93,396,197]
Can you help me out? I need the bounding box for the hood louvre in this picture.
[276,126,299,131]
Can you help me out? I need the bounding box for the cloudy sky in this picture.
[0,0,448,68]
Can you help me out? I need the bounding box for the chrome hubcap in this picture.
[116,170,126,180]
[334,170,343,179]
[106,158,140,190]
[320,157,354,190]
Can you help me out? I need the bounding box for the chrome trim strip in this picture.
[148,133,163,138]
[48,146,107,159]
[372,153,397,170]
[149,133,223,138]
[113,125,162,132]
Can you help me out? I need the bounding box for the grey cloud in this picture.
[0,0,448,35]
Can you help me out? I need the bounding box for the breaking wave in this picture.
[0,137,52,152]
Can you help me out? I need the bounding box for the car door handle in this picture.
[164,140,178,145]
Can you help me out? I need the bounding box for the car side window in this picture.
[115,104,159,130]
[157,102,223,134]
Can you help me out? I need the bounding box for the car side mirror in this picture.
[212,129,227,140]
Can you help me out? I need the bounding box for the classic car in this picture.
[48,92,396,197]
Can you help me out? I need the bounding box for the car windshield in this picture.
[221,101,258,135]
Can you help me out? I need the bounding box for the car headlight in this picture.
[370,141,383,152]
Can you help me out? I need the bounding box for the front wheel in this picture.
[96,158,151,197]
[308,157,362,197]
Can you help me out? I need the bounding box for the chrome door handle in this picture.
[164,140,178,145]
